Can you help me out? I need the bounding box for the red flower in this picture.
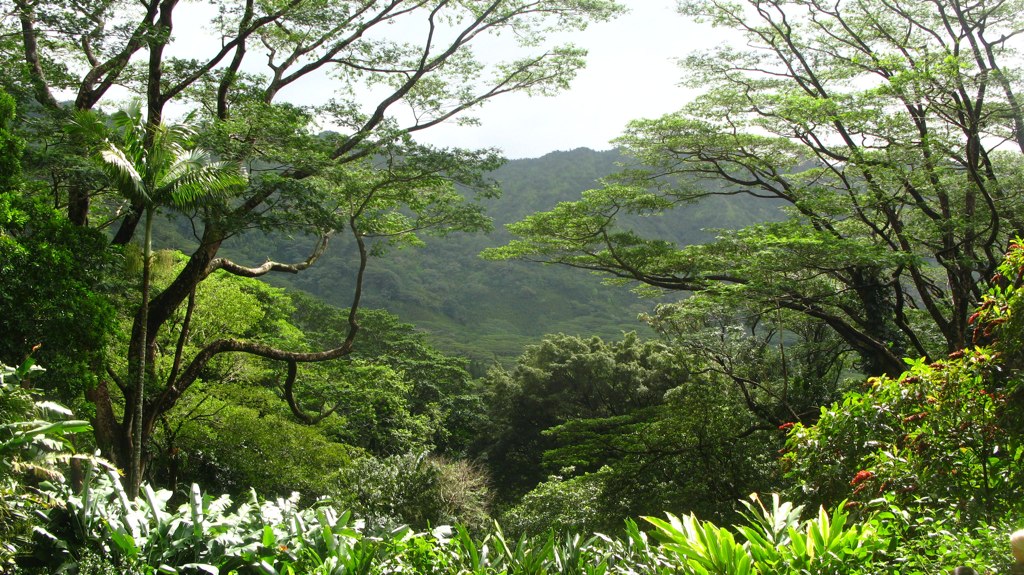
[850,470,874,486]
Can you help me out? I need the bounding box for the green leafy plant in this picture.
[0,360,92,571]
[782,243,1024,522]
[646,512,757,575]
[645,494,886,575]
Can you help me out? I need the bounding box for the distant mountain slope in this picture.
[215,148,780,367]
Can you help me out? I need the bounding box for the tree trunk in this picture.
[127,208,152,499]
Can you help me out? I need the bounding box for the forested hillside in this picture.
[212,147,781,365]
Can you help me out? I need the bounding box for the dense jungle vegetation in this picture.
[2,0,1024,573]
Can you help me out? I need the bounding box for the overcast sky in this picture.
[168,2,718,160]
[413,2,709,158]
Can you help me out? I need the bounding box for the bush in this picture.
[500,468,607,537]
[0,360,91,571]
[782,243,1024,523]
[336,452,492,534]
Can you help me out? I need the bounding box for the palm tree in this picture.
[97,104,245,498]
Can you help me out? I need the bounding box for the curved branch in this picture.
[281,361,339,424]
[75,0,161,110]
[208,233,331,277]
[150,224,366,428]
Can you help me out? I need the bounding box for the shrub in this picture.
[0,360,91,571]
[336,452,492,534]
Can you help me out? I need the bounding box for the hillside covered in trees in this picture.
[211,147,783,365]
[2,0,1024,573]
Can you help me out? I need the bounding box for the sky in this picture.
[412,2,710,158]
[167,2,720,160]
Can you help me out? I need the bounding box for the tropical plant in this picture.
[783,241,1024,521]
[0,360,91,571]
[41,474,1021,575]
[88,104,246,498]
[870,497,1020,575]
[646,493,887,575]
[775,241,1024,575]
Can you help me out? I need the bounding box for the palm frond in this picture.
[100,146,148,203]
[65,109,107,141]
[165,162,247,208]
[101,106,246,210]
[109,103,144,138]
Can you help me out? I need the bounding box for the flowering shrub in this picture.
[781,241,1024,524]
[783,332,1021,524]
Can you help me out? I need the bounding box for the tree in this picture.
[474,333,687,501]
[93,104,246,498]
[486,0,1024,377]
[289,293,484,455]
[783,241,1024,527]
[476,332,781,530]
[0,87,114,403]
[641,294,852,428]
[1,0,623,495]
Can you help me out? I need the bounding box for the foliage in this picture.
[476,332,782,530]
[6,382,1006,574]
[0,87,21,189]
[288,294,484,456]
[777,241,1024,575]
[500,469,608,537]
[144,271,483,498]
[783,346,1022,520]
[641,293,854,428]
[0,192,116,402]
[0,87,114,401]
[488,0,1024,378]
[474,333,685,500]
[2,0,626,498]
[873,498,1020,575]
[336,453,493,535]
[546,380,780,529]
[783,242,1024,522]
[30,478,898,575]
[158,384,353,501]
[647,493,886,575]
[0,360,91,571]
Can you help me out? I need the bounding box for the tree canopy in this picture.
[1,0,624,493]
[486,0,1024,377]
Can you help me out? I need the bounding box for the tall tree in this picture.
[1,0,624,494]
[486,0,1024,376]
[92,104,245,498]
